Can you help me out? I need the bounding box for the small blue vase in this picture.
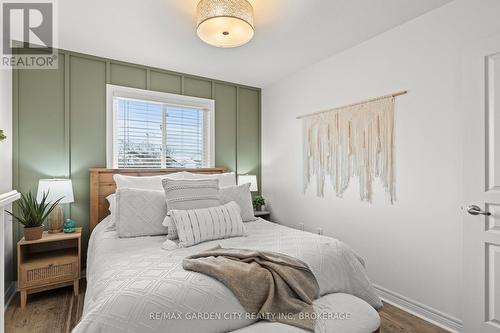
[63,219,76,233]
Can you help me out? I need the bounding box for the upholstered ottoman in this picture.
[231,293,381,333]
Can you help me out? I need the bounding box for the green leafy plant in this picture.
[0,129,6,142]
[6,191,62,228]
[252,195,265,209]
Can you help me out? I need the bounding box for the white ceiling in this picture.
[59,0,453,88]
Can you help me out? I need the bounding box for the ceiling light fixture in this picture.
[196,0,254,48]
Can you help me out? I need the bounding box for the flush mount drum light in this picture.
[196,0,254,48]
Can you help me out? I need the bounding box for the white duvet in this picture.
[73,218,382,333]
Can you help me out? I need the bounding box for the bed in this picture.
[73,168,382,333]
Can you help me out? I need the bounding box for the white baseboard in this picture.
[4,281,17,309]
[374,284,462,333]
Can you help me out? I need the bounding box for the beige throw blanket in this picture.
[182,246,320,331]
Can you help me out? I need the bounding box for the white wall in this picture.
[262,0,500,323]
[0,68,13,300]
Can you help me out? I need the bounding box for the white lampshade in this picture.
[196,0,254,48]
[36,179,74,204]
[238,175,258,192]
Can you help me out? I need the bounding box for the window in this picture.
[106,85,214,169]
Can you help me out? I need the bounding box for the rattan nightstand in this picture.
[17,231,81,309]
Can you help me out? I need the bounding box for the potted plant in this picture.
[252,195,265,211]
[0,129,6,142]
[7,191,62,241]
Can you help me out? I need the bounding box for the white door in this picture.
[463,33,500,333]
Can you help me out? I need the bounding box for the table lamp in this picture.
[238,175,258,192]
[36,179,74,233]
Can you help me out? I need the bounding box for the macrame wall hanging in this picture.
[297,91,407,204]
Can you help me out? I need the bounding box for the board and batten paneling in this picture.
[184,77,212,99]
[12,55,67,254]
[12,48,261,270]
[214,83,237,171]
[110,63,147,89]
[237,87,261,190]
[69,56,107,257]
[150,71,182,94]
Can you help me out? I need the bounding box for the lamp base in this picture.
[48,205,64,233]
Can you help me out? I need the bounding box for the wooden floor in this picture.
[5,281,450,333]
[379,303,449,333]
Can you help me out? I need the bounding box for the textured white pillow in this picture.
[181,172,237,188]
[114,172,185,191]
[162,178,221,239]
[219,183,256,222]
[170,201,246,247]
[115,188,168,238]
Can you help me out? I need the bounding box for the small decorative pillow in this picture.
[115,188,168,238]
[219,183,256,222]
[162,178,221,239]
[170,201,246,247]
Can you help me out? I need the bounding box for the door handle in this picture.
[467,205,491,216]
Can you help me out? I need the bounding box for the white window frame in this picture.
[106,84,215,169]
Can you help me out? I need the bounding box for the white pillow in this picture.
[115,188,168,238]
[162,178,221,239]
[113,172,185,191]
[169,201,246,247]
[219,183,256,222]
[181,172,237,188]
[105,194,116,231]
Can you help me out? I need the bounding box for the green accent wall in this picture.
[12,49,261,269]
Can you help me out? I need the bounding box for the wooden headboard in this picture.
[89,168,226,231]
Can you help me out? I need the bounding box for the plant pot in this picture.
[255,205,262,211]
[24,226,43,241]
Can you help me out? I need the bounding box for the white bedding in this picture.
[73,217,382,333]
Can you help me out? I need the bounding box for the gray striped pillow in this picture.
[169,201,246,247]
[162,178,221,239]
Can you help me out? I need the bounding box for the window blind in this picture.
[115,98,208,168]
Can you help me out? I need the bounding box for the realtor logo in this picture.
[1,0,58,69]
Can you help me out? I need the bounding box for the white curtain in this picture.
[302,96,396,203]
